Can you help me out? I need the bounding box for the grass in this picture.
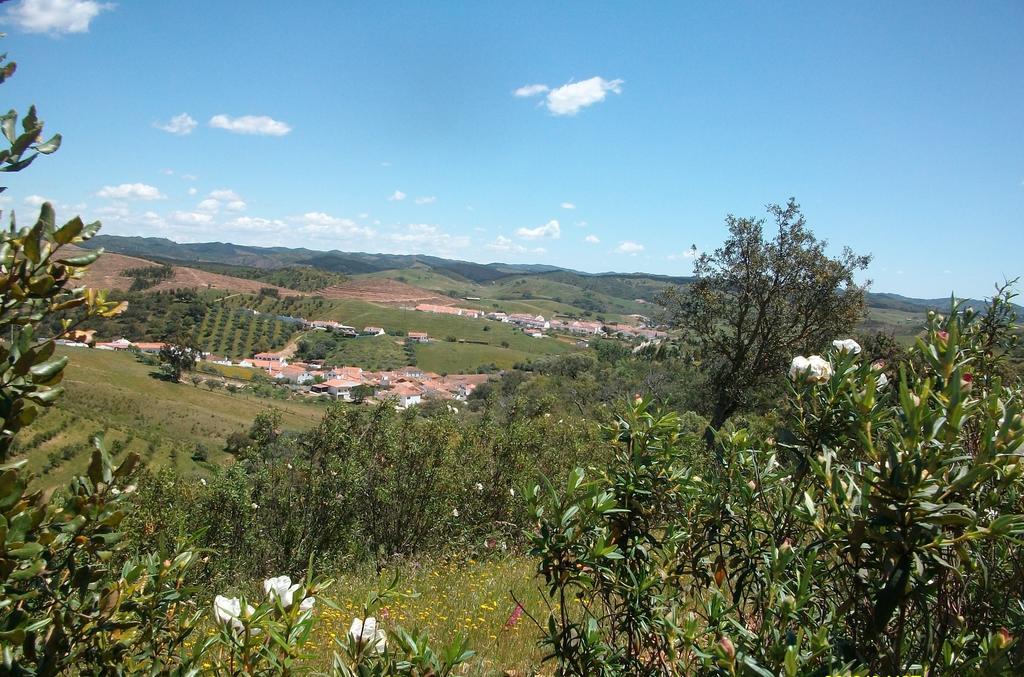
[316,335,411,371]
[369,270,645,324]
[17,347,326,487]
[309,557,546,675]
[414,340,566,373]
[859,306,925,343]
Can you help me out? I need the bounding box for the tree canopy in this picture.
[662,198,871,443]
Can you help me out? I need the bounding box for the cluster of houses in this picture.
[57,335,488,409]
[233,352,488,408]
[412,303,667,341]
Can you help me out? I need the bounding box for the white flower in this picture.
[876,372,889,388]
[474,482,484,491]
[452,508,459,517]
[200,478,207,486]
[790,355,832,384]
[349,616,386,653]
[251,502,259,510]
[213,595,254,633]
[509,488,516,497]
[300,596,316,612]
[805,355,833,383]
[789,356,811,381]
[110,487,121,496]
[832,338,862,355]
[264,575,301,608]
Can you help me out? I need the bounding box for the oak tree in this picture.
[662,198,871,448]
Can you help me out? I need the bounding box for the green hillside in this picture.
[10,348,325,486]
[222,294,579,372]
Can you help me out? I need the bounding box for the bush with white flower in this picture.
[528,285,1024,675]
[200,569,330,674]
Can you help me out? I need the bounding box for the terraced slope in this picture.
[315,278,454,305]
[68,246,305,296]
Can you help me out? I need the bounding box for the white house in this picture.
[310,378,362,400]
[389,383,422,408]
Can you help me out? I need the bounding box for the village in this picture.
[410,302,668,341]
[53,303,667,409]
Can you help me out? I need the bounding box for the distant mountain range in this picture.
[80,235,1007,314]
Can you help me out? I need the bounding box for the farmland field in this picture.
[223,294,581,371]
[14,347,326,487]
[195,305,300,358]
[300,334,412,371]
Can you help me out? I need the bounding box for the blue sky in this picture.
[1,0,1021,298]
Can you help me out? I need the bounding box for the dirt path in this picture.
[277,331,308,358]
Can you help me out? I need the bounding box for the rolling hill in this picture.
[76,235,1014,342]
[69,245,306,297]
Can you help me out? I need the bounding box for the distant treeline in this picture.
[184,261,349,292]
[124,264,174,291]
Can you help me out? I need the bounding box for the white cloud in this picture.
[487,236,521,253]
[187,187,198,196]
[225,216,287,233]
[198,190,246,212]
[24,194,48,206]
[668,246,700,261]
[574,220,588,227]
[387,190,406,202]
[94,203,130,220]
[383,223,470,255]
[414,196,437,205]
[154,113,197,136]
[486,235,545,255]
[514,84,549,98]
[169,210,214,225]
[96,183,166,200]
[209,189,241,201]
[4,0,113,35]
[295,212,375,239]
[584,234,600,244]
[209,114,291,136]
[614,240,644,255]
[516,219,560,240]
[545,77,623,116]
[181,174,198,181]
[560,202,576,210]
[161,168,175,176]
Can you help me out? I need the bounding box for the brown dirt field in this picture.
[66,246,305,297]
[315,278,453,305]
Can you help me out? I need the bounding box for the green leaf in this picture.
[53,216,84,245]
[7,542,44,559]
[56,251,100,267]
[35,133,61,154]
[1,110,16,144]
[30,356,67,380]
[10,558,45,581]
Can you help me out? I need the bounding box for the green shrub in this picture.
[528,287,1023,675]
